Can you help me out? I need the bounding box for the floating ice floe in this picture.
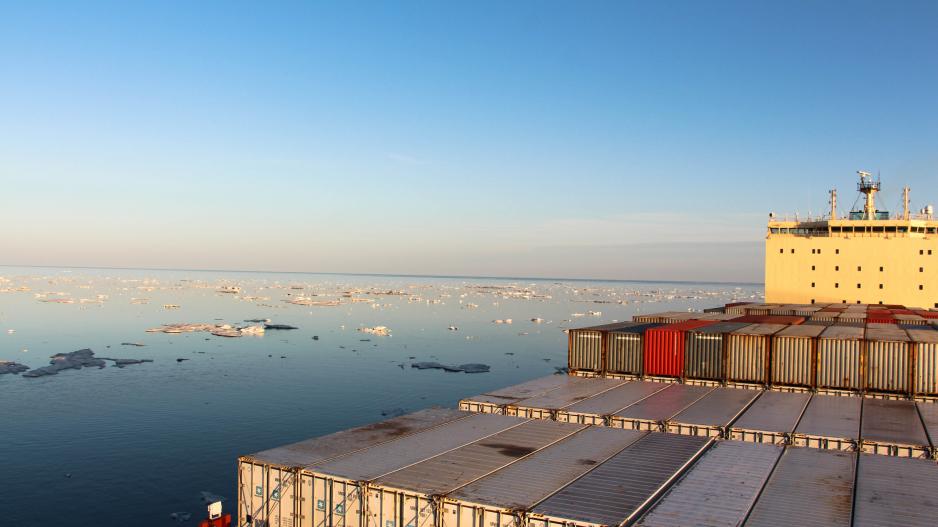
[410,362,490,373]
[0,361,29,375]
[21,349,152,378]
[359,326,391,336]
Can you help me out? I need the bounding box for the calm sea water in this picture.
[0,266,761,526]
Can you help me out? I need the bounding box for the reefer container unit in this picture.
[366,419,583,527]
[683,322,750,382]
[742,447,856,527]
[865,326,912,395]
[302,414,529,527]
[506,377,625,419]
[528,433,712,527]
[238,410,516,527]
[459,375,585,414]
[238,408,469,527]
[443,427,647,527]
[568,322,643,374]
[555,381,668,425]
[771,324,825,389]
[605,323,664,376]
[635,441,783,527]
[666,387,760,437]
[609,384,713,432]
[730,390,811,444]
[643,320,717,378]
[859,398,931,458]
[852,454,938,527]
[726,324,787,385]
[908,328,938,397]
[792,395,861,450]
[816,326,865,391]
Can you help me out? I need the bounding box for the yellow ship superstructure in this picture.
[766,171,937,307]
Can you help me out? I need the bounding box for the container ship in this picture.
[236,172,938,527]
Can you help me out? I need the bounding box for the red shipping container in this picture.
[891,309,915,315]
[919,311,938,319]
[643,320,717,377]
[729,315,806,325]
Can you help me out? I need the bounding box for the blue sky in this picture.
[2,1,936,282]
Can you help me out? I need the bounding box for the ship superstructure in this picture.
[766,171,937,307]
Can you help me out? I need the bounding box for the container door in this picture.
[299,474,314,527]
[312,476,330,527]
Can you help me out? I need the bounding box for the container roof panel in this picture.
[853,454,938,527]
[794,395,861,440]
[244,408,468,468]
[819,326,865,339]
[563,381,669,416]
[374,419,582,495]
[449,427,646,510]
[310,413,525,480]
[635,442,783,527]
[742,448,855,527]
[613,384,714,422]
[860,399,929,446]
[915,402,938,446]
[531,433,711,526]
[906,328,938,343]
[731,391,811,433]
[730,323,788,336]
[513,377,625,410]
[775,325,826,338]
[671,387,760,427]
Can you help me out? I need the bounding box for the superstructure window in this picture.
[811,282,816,288]
[812,265,816,271]
[921,267,925,272]
[920,285,924,290]
[857,283,861,289]
[879,284,883,289]
[791,249,795,254]
[880,266,884,272]
[857,266,862,271]
[835,266,839,271]
[921,250,925,255]
[835,283,839,288]
[836,249,840,254]
[779,249,784,254]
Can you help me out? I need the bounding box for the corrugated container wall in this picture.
[909,329,938,396]
[643,321,717,378]
[568,322,639,373]
[771,325,824,388]
[605,323,663,375]
[865,326,912,394]
[683,322,749,381]
[726,324,786,384]
[816,326,864,391]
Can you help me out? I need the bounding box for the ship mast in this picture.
[829,188,837,220]
[857,170,879,220]
[903,186,910,220]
